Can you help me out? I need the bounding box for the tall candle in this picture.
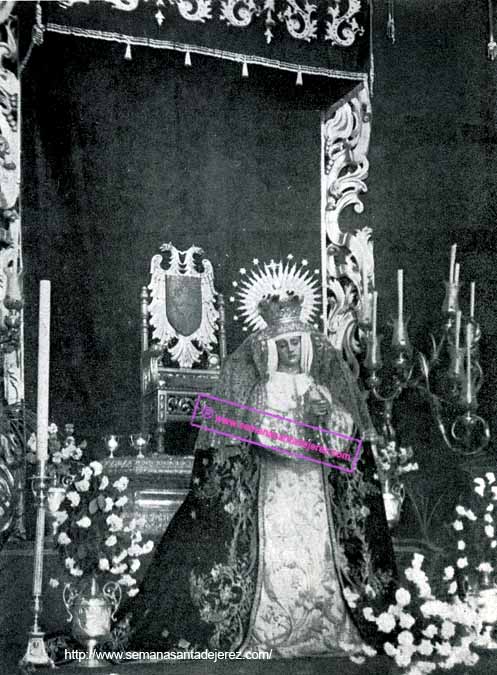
[372,290,378,343]
[449,244,457,283]
[362,265,369,320]
[397,269,404,325]
[470,281,475,319]
[466,323,472,406]
[454,310,461,375]
[454,262,460,286]
[37,281,50,463]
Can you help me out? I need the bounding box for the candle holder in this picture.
[19,463,54,669]
[129,433,150,459]
[362,293,489,456]
[103,434,120,460]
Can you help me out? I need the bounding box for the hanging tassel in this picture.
[124,42,132,61]
[296,70,303,86]
[184,50,192,67]
[387,0,396,44]
[242,61,249,78]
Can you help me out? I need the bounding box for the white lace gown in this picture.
[242,372,363,657]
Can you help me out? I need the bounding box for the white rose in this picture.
[110,563,127,575]
[465,509,477,521]
[441,620,456,640]
[142,540,154,554]
[384,642,397,657]
[363,607,375,621]
[104,497,114,513]
[376,612,396,633]
[422,624,438,639]
[128,587,139,597]
[131,531,143,544]
[113,477,129,492]
[443,566,455,581]
[478,562,494,573]
[115,496,128,508]
[485,525,495,538]
[81,466,93,481]
[48,423,58,434]
[457,540,466,550]
[486,472,496,484]
[398,630,414,645]
[412,553,425,569]
[395,588,411,607]
[106,514,124,532]
[112,549,127,564]
[452,520,464,531]
[448,581,458,595]
[76,516,91,528]
[99,476,109,490]
[61,445,72,460]
[74,479,90,493]
[130,559,141,573]
[70,566,83,577]
[436,641,452,656]
[457,557,468,569]
[105,534,117,547]
[65,556,75,569]
[89,461,103,476]
[417,640,434,656]
[485,514,494,523]
[118,574,137,587]
[52,452,62,465]
[48,578,60,588]
[99,558,110,571]
[399,612,415,629]
[66,491,81,507]
[487,504,494,513]
[58,532,71,545]
[455,505,466,516]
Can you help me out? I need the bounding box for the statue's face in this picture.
[275,335,302,371]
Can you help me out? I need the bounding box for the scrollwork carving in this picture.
[57,0,365,45]
[326,0,364,47]
[175,0,212,23]
[278,0,318,42]
[322,85,372,371]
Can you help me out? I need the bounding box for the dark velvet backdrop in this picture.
[21,31,358,445]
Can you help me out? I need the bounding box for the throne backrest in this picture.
[141,243,226,370]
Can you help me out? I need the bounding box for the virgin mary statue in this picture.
[116,259,397,657]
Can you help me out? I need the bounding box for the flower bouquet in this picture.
[448,472,497,646]
[351,553,483,674]
[49,459,154,596]
[26,423,85,486]
[375,440,418,528]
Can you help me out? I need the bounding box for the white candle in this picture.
[372,290,378,342]
[362,265,369,320]
[470,281,475,319]
[37,281,50,463]
[449,244,457,283]
[454,262,460,286]
[455,310,461,353]
[397,269,403,325]
[466,323,472,406]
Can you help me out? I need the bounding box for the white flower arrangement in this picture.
[449,473,497,580]
[51,459,154,597]
[358,554,483,674]
[375,441,419,490]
